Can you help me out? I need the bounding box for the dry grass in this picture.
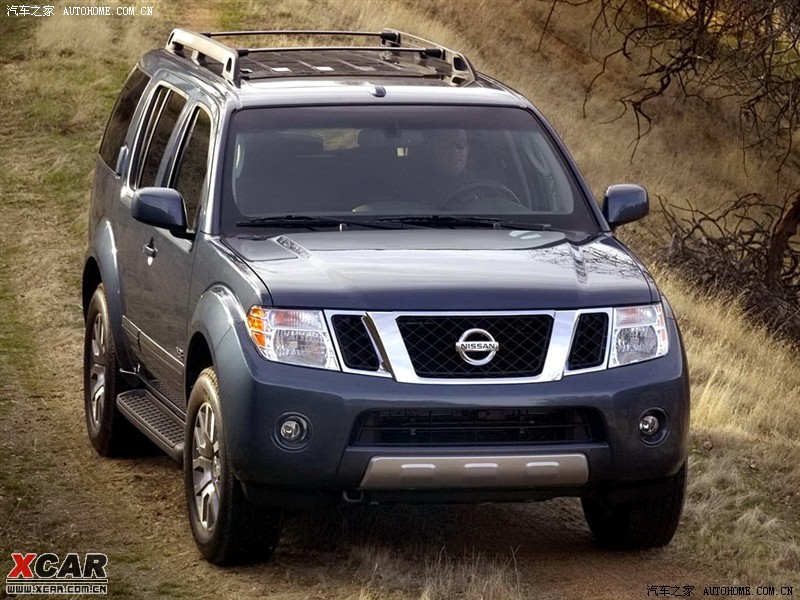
[657,273,800,580]
[348,545,523,600]
[663,274,800,441]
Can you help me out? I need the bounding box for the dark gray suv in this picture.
[83,28,689,565]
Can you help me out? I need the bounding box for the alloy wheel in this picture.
[87,312,106,434]
[192,402,221,532]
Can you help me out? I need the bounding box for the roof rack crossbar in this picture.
[167,28,240,85]
[244,46,439,55]
[379,29,474,81]
[205,28,475,82]
[165,28,476,87]
[204,30,384,39]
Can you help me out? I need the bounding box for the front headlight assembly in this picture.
[609,303,669,367]
[246,307,339,371]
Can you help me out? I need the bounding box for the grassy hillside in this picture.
[0,1,797,597]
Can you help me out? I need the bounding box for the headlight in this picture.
[246,307,340,370]
[609,304,669,367]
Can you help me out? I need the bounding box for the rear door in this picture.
[93,67,151,355]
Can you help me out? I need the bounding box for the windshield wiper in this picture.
[237,214,559,231]
[236,215,400,230]
[370,215,554,230]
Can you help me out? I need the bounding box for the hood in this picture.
[223,229,657,310]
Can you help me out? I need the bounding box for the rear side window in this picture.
[99,67,150,169]
[138,90,186,188]
[173,108,212,230]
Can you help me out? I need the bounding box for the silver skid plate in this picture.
[358,454,588,490]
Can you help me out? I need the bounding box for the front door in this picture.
[138,103,213,411]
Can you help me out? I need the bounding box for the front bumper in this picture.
[214,317,689,505]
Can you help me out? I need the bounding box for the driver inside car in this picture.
[431,128,470,177]
[425,128,471,207]
[421,128,522,211]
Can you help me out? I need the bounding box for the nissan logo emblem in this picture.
[455,328,500,366]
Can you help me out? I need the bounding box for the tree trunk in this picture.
[765,192,800,287]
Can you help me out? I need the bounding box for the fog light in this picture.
[280,419,305,442]
[638,409,668,445]
[274,413,311,450]
[639,415,660,436]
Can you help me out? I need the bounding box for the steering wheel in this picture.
[441,181,522,211]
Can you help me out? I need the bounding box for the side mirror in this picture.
[602,184,649,228]
[131,187,187,234]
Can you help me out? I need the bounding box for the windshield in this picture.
[221,105,600,232]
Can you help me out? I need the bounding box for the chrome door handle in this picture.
[143,241,157,258]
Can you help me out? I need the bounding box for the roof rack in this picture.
[165,28,475,87]
[166,29,242,84]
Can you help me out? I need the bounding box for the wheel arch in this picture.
[82,257,102,318]
[83,222,132,370]
[186,284,247,405]
[185,331,214,403]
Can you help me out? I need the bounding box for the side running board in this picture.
[117,389,184,461]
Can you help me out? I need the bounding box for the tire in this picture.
[184,367,282,565]
[84,284,145,456]
[581,463,686,550]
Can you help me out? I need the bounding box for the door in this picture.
[96,67,152,353]
[139,104,213,409]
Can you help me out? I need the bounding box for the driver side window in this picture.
[136,87,187,189]
[172,107,212,231]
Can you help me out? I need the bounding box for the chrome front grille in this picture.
[396,315,553,378]
[325,309,613,384]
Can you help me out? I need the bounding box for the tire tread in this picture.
[185,367,282,565]
[582,463,686,550]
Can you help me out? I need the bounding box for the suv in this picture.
[83,28,689,565]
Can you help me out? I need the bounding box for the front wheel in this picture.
[581,463,686,550]
[185,367,282,565]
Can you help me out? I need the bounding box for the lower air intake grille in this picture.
[396,315,553,378]
[352,408,603,446]
[332,314,380,371]
[568,313,609,371]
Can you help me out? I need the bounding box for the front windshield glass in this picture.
[221,105,599,232]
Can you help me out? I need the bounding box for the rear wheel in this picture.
[582,463,686,550]
[84,284,144,456]
[185,367,282,565]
